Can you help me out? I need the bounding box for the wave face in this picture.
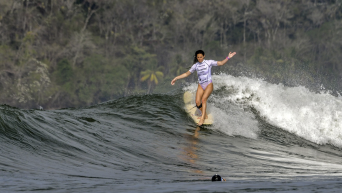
[2,74,342,192]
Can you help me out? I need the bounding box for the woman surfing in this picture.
[171,50,236,126]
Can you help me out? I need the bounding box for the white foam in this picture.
[183,81,259,139]
[199,73,342,147]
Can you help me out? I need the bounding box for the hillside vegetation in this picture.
[1,0,342,109]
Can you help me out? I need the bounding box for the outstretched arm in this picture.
[217,52,236,66]
[171,71,191,85]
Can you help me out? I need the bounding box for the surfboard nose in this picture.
[183,91,193,104]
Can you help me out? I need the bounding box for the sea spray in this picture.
[183,81,259,139]
[202,74,342,147]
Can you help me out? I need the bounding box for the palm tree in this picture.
[140,67,164,94]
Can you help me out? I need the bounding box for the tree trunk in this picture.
[72,9,95,68]
[147,81,152,94]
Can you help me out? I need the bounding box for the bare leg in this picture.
[195,84,208,119]
[198,83,213,126]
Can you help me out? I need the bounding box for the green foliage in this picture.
[170,54,188,77]
[0,45,15,62]
[55,59,73,86]
[76,54,129,105]
[1,0,342,108]
[140,64,164,94]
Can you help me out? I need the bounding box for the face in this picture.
[197,54,204,63]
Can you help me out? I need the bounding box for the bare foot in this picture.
[197,118,205,126]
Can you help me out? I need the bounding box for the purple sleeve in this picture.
[189,63,197,73]
[209,60,218,67]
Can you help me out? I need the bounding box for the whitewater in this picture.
[1,74,342,192]
[203,74,342,147]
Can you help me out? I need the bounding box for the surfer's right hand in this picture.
[171,78,177,85]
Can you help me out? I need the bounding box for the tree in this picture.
[76,54,129,106]
[170,54,188,77]
[140,65,164,94]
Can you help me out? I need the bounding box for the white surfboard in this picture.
[183,91,213,125]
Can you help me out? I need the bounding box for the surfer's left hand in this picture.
[228,52,236,58]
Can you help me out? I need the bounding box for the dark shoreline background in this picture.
[1,0,342,109]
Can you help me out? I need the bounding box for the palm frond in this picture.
[140,70,152,76]
[140,74,150,81]
[150,73,155,83]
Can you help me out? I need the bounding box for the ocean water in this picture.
[1,74,342,192]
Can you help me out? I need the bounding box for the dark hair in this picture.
[193,50,205,64]
[211,174,222,181]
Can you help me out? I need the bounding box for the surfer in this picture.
[212,174,226,181]
[171,50,236,126]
